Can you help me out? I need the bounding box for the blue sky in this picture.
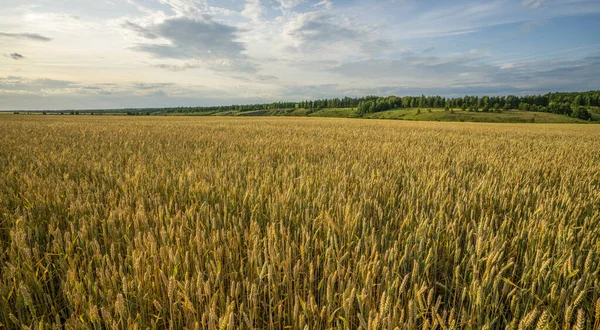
[0,0,599,110]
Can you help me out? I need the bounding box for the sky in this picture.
[1,0,599,110]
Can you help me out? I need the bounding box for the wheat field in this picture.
[1,115,599,329]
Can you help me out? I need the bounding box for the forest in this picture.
[15,90,599,121]
[129,90,599,120]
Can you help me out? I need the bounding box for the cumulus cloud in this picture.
[136,16,244,58]
[0,32,52,42]
[125,16,257,72]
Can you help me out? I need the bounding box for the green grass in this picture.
[214,107,590,123]
[308,108,358,118]
[225,109,312,117]
[266,108,311,116]
[169,111,218,116]
[285,108,311,116]
[365,108,588,123]
[235,110,270,116]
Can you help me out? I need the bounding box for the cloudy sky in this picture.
[1,0,599,110]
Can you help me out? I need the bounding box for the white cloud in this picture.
[314,0,332,10]
[523,0,548,8]
[279,10,391,61]
[158,0,206,16]
[277,0,306,11]
[241,0,264,23]
[0,32,52,42]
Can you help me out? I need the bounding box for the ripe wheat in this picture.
[1,116,599,329]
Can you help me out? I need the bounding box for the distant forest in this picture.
[140,90,599,120]
[21,90,599,120]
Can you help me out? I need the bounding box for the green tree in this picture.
[571,107,591,120]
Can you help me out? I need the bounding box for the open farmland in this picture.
[1,115,599,329]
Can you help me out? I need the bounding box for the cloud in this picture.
[314,0,332,10]
[122,21,158,39]
[0,75,279,110]
[126,16,257,72]
[0,76,167,101]
[0,76,74,92]
[153,62,201,71]
[281,83,527,100]
[328,51,600,95]
[0,76,117,97]
[144,16,244,57]
[494,55,600,91]
[158,0,206,17]
[277,0,306,11]
[330,51,491,81]
[283,11,390,56]
[523,0,548,8]
[2,51,598,111]
[147,89,168,97]
[9,53,25,60]
[519,19,546,34]
[0,32,52,42]
[231,74,279,83]
[40,87,115,96]
[133,82,175,90]
[257,75,279,82]
[241,0,264,23]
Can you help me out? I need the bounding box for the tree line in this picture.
[354,92,598,119]
[149,91,598,120]
[22,90,595,119]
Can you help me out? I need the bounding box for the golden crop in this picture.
[1,115,599,329]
